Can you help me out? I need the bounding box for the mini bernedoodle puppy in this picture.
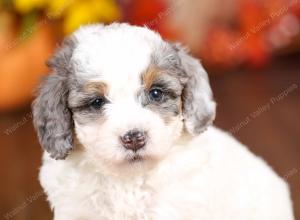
[32,23,294,220]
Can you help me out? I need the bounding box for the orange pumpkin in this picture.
[0,23,57,112]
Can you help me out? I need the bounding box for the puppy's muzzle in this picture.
[120,130,147,152]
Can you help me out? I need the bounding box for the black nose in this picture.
[120,130,147,151]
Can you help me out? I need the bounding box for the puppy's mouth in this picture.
[125,152,145,163]
[129,154,143,162]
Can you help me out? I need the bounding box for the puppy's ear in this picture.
[175,44,216,135]
[32,38,75,159]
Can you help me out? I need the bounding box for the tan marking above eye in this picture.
[84,82,108,95]
[142,66,162,90]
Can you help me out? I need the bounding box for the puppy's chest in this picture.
[71,174,154,220]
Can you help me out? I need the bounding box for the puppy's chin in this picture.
[86,149,164,178]
[74,146,166,179]
[116,152,162,175]
[95,158,158,179]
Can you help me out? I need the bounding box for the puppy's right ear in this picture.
[32,37,76,159]
[173,44,216,135]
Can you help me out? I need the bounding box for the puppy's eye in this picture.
[149,88,164,102]
[90,97,105,109]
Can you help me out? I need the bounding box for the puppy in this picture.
[32,23,294,220]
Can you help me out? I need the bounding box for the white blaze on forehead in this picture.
[71,23,164,100]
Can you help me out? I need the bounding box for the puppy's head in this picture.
[33,23,215,171]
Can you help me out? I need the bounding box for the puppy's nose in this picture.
[120,130,147,151]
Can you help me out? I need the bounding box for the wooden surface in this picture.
[0,55,299,220]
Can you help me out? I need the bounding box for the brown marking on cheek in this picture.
[84,82,108,95]
[142,66,162,89]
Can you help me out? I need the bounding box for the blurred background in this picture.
[0,0,299,219]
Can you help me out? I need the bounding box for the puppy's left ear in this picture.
[175,45,216,135]
[32,37,75,159]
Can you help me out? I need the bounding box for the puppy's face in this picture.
[70,67,184,167]
[33,24,215,171]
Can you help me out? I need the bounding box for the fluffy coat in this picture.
[33,23,294,220]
